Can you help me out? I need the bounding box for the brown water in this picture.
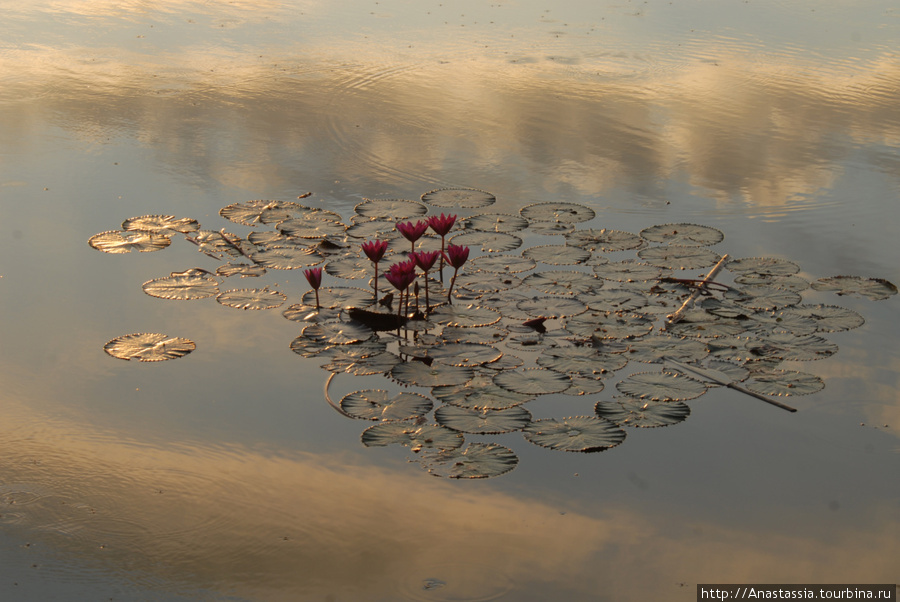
[1,1,898,600]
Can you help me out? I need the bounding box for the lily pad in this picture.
[321,350,401,376]
[520,202,595,224]
[277,216,347,239]
[523,416,626,453]
[122,215,199,234]
[592,260,670,282]
[355,198,429,220]
[250,246,322,270]
[340,390,433,421]
[493,367,571,395]
[301,321,374,345]
[522,245,591,265]
[565,312,653,340]
[469,254,537,274]
[219,200,307,226]
[811,276,898,301]
[639,223,724,247]
[216,288,286,310]
[723,285,802,310]
[301,287,374,310]
[522,270,597,295]
[516,296,588,319]
[420,188,496,209]
[418,443,518,479]
[594,398,691,428]
[637,246,721,270]
[727,257,800,276]
[746,333,838,361]
[390,361,475,387]
[576,288,649,313]
[565,229,643,252]
[462,213,529,233]
[216,263,267,278]
[536,347,627,376]
[615,371,707,401]
[426,343,503,367]
[781,304,864,333]
[734,273,809,291]
[88,230,171,254]
[626,334,709,364]
[744,368,825,396]
[103,333,196,362]
[361,423,463,452]
[435,405,532,434]
[450,231,522,253]
[429,305,501,328]
[142,272,220,300]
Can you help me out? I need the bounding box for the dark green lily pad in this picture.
[746,333,838,361]
[522,245,591,265]
[104,333,196,362]
[781,304,864,332]
[744,368,825,396]
[523,416,626,453]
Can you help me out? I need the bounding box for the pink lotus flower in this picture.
[361,239,389,304]
[410,250,440,311]
[443,243,469,269]
[427,213,457,236]
[396,220,428,252]
[442,244,469,302]
[303,266,323,308]
[361,239,389,263]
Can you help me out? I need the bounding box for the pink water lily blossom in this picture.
[410,250,440,311]
[303,267,323,308]
[427,213,457,278]
[442,244,469,302]
[385,260,417,318]
[396,220,428,252]
[361,239,389,303]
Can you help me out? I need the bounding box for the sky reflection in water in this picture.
[0,0,898,600]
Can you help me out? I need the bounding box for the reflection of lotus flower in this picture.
[361,239,389,303]
[411,250,440,312]
[396,220,428,252]
[443,244,469,302]
[304,266,323,308]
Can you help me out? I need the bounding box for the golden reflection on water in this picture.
[2,396,898,601]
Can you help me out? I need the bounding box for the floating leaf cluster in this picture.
[91,194,896,478]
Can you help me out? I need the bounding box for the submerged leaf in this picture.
[523,416,626,452]
[103,333,195,362]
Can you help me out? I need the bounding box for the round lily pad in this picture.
[516,297,588,319]
[565,312,653,340]
[746,333,838,361]
[536,347,627,376]
[626,334,709,364]
[434,383,536,409]
[220,200,307,226]
[216,288,286,310]
[450,231,522,253]
[724,285,802,310]
[781,304,864,333]
[277,216,346,239]
[426,343,503,367]
[429,305,501,328]
[469,254,537,274]
[435,405,532,434]
[523,416,626,453]
[321,350,401,376]
[639,223,724,247]
[811,276,898,301]
[340,390,433,421]
[418,443,518,479]
[522,270,597,295]
[594,398,691,428]
[103,333,196,362]
[576,288,649,313]
[250,246,322,270]
[122,215,199,234]
[615,371,707,401]
[301,287,374,310]
[462,213,529,233]
[390,361,475,387]
[522,245,591,265]
[520,202,595,224]
[565,228,643,252]
[142,272,220,300]
[354,198,428,220]
[88,230,172,254]
[592,260,671,282]
[421,188,496,209]
[493,367,571,395]
[637,246,721,270]
[217,263,267,278]
[301,321,374,345]
[744,368,825,396]
[361,422,463,452]
[727,257,800,276]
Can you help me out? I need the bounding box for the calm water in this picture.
[1,1,898,600]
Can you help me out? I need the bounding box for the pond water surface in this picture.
[1,1,899,600]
